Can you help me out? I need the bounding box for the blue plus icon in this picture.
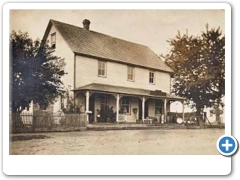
[217,135,238,156]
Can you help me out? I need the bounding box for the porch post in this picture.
[86,91,90,123]
[164,98,167,123]
[73,91,76,112]
[182,100,185,121]
[116,94,120,123]
[142,96,145,121]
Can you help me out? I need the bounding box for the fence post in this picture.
[32,114,36,132]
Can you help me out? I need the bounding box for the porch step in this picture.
[87,123,187,131]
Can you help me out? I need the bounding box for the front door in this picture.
[99,95,108,122]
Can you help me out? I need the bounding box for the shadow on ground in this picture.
[11,135,51,141]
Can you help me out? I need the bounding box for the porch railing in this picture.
[118,114,127,123]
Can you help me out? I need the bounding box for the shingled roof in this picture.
[43,19,173,73]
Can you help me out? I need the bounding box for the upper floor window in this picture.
[127,66,135,81]
[98,61,107,77]
[149,71,155,84]
[51,32,56,49]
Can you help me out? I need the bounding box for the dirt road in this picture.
[10,129,224,155]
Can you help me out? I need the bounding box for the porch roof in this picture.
[73,83,185,101]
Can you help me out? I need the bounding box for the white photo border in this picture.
[3,2,231,175]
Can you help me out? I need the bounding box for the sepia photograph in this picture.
[9,8,225,156]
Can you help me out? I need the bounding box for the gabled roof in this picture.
[43,19,173,73]
[73,83,185,100]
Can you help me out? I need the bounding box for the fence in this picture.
[10,111,87,133]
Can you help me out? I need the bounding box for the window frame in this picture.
[120,97,131,115]
[127,66,135,82]
[100,95,108,111]
[149,71,155,84]
[58,58,65,75]
[155,100,163,115]
[98,61,107,77]
[51,32,56,49]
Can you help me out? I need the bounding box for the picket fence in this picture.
[10,111,87,133]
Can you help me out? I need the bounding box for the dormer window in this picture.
[51,32,56,49]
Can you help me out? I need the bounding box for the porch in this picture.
[73,83,185,124]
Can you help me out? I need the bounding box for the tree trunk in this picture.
[216,108,221,124]
[196,105,204,129]
[215,99,222,124]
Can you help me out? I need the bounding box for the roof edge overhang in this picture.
[41,20,53,48]
[41,20,75,54]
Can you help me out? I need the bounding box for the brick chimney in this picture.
[82,19,90,30]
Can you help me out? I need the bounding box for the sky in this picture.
[10,9,225,55]
[10,9,225,112]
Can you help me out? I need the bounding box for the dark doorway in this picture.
[89,95,95,123]
[145,100,149,118]
[138,99,142,119]
[99,95,109,122]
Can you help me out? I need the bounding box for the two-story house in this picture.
[41,19,185,123]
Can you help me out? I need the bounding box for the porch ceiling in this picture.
[73,83,185,101]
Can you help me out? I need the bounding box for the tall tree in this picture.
[10,31,65,113]
[163,26,225,121]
